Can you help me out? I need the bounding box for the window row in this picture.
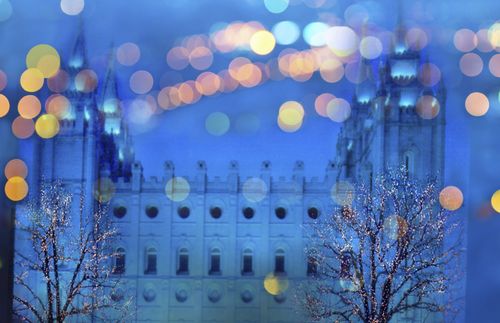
[111,247,323,277]
[113,205,321,220]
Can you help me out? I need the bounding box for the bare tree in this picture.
[13,181,133,322]
[299,167,463,323]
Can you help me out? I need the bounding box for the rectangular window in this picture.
[242,255,253,275]
[145,254,157,275]
[275,255,285,274]
[177,254,189,275]
[307,256,317,276]
[209,254,221,275]
[113,254,125,274]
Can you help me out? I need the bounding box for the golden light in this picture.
[439,186,464,211]
[18,95,41,119]
[93,177,115,203]
[129,70,153,94]
[459,53,483,77]
[416,95,440,119]
[250,30,276,55]
[35,114,60,139]
[491,190,500,213]
[327,98,351,122]
[330,181,355,206]
[189,46,213,70]
[487,22,500,49]
[20,68,44,92]
[26,44,60,78]
[116,42,141,66]
[165,177,190,202]
[47,69,69,93]
[196,72,221,96]
[263,272,289,296]
[12,117,35,139]
[465,92,489,117]
[453,29,478,52]
[315,93,335,117]
[418,63,441,87]
[489,54,500,77]
[45,94,71,119]
[319,58,344,83]
[0,94,9,118]
[278,101,304,133]
[166,47,190,70]
[177,82,195,104]
[5,176,29,202]
[242,177,268,202]
[75,69,98,93]
[4,159,28,179]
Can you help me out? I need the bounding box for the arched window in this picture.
[144,247,157,275]
[307,255,318,276]
[275,249,286,275]
[177,248,189,275]
[209,248,221,275]
[113,247,126,275]
[241,248,254,276]
[403,150,416,176]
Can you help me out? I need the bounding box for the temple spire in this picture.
[101,45,119,104]
[69,17,88,69]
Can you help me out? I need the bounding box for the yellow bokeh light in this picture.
[250,30,276,56]
[319,58,344,83]
[0,94,9,118]
[487,22,500,49]
[165,177,190,202]
[20,68,44,92]
[4,159,28,179]
[18,95,41,119]
[439,186,463,211]
[465,92,489,117]
[35,114,60,139]
[263,272,289,296]
[491,190,500,213]
[26,44,60,78]
[5,176,29,202]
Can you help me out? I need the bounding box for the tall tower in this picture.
[335,25,445,184]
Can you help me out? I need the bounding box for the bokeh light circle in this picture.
[459,53,483,77]
[303,22,328,47]
[272,21,300,45]
[465,92,489,117]
[75,69,98,93]
[319,59,344,83]
[93,177,115,203]
[60,0,84,15]
[5,176,28,202]
[48,69,69,93]
[454,29,478,52]
[418,63,441,87]
[165,177,190,202]
[18,95,41,119]
[12,117,35,139]
[405,28,428,51]
[189,47,213,70]
[359,36,383,59]
[439,186,464,211]
[416,95,440,119]
[315,93,335,117]
[326,26,359,57]
[278,101,304,132]
[130,70,153,94]
[250,30,276,56]
[205,112,230,136]
[264,272,289,295]
[20,68,44,92]
[0,70,7,91]
[491,190,500,213]
[26,44,60,78]
[242,177,268,203]
[264,0,289,14]
[0,0,12,22]
[327,98,351,122]
[116,42,141,66]
[488,54,500,77]
[35,114,60,139]
[46,94,71,119]
[0,94,10,118]
[4,159,28,179]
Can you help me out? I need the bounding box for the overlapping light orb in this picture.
[4,159,29,202]
[277,101,304,132]
[439,186,464,211]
